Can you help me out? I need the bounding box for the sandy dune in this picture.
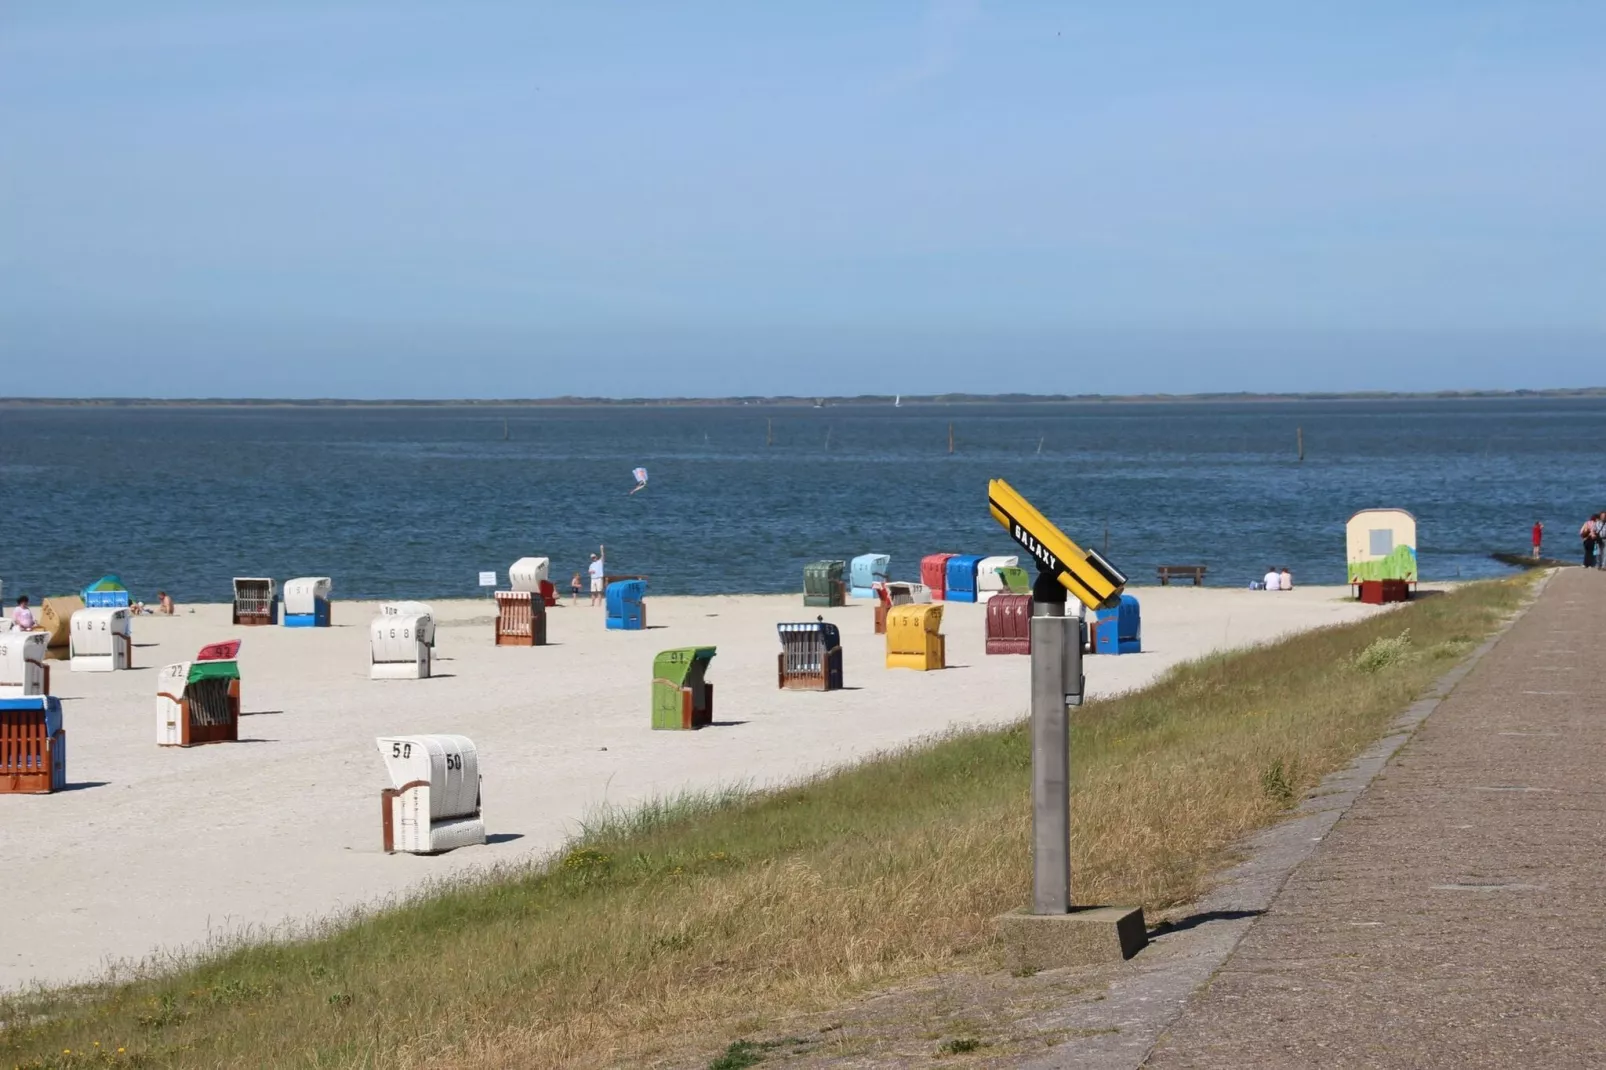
[1,586,1394,991]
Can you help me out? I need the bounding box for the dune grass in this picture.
[1,578,1530,1069]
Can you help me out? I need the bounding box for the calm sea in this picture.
[0,399,1592,603]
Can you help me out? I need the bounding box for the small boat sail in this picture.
[630,467,649,494]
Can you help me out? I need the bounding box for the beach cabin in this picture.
[156,659,241,747]
[943,554,986,603]
[371,614,432,680]
[1091,594,1142,655]
[69,607,132,672]
[283,577,333,627]
[803,561,846,607]
[920,554,957,600]
[652,647,716,729]
[232,578,278,626]
[985,594,1032,655]
[1346,509,1418,604]
[885,604,945,671]
[381,601,436,646]
[606,580,648,631]
[376,734,485,854]
[509,557,557,606]
[38,596,83,652]
[0,632,49,698]
[848,554,890,599]
[0,696,66,794]
[81,575,131,608]
[777,622,844,691]
[493,591,547,646]
[976,556,1022,602]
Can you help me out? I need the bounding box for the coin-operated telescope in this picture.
[986,479,1145,965]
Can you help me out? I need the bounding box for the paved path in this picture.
[1145,568,1606,1067]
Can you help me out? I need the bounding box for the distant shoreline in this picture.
[3,388,1606,409]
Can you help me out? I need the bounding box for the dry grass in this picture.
[0,578,1530,1070]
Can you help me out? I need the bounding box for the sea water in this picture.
[0,398,1594,602]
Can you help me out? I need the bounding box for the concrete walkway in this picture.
[1145,568,1606,1067]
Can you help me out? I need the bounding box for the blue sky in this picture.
[2,2,1602,397]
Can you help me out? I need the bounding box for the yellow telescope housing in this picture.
[987,478,1127,611]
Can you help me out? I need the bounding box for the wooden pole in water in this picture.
[824,426,832,449]
[948,422,955,454]
[1297,426,1304,462]
[1037,435,1045,454]
[766,418,773,447]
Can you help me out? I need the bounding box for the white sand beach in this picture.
[1,586,1396,991]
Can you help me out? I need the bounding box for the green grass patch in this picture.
[0,578,1530,1070]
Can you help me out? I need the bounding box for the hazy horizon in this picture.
[4,3,1602,397]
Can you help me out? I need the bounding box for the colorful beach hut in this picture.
[1346,509,1418,603]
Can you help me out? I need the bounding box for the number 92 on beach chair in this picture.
[376,735,485,854]
[0,696,66,794]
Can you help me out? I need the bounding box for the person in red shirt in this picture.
[1532,520,1544,558]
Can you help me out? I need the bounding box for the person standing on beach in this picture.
[588,545,606,606]
[1582,515,1597,568]
[1532,520,1544,559]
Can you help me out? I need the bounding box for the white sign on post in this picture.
[478,571,497,587]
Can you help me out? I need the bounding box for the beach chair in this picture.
[652,647,716,729]
[606,580,648,631]
[232,578,278,626]
[943,554,986,603]
[803,560,846,607]
[376,734,485,854]
[885,604,945,670]
[848,554,890,599]
[985,594,1032,655]
[38,596,83,651]
[371,614,432,679]
[975,555,1021,603]
[0,696,66,794]
[777,622,844,690]
[494,591,547,645]
[885,581,933,605]
[0,631,50,697]
[156,659,241,747]
[1091,594,1142,654]
[69,607,133,672]
[920,554,957,600]
[508,557,550,594]
[283,577,333,627]
[381,601,436,646]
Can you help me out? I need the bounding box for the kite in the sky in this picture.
[630,467,649,494]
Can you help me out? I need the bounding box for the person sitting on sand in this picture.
[158,591,174,615]
[11,595,35,630]
[1280,567,1293,590]
[1262,567,1281,592]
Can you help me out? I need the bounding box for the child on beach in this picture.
[569,572,582,605]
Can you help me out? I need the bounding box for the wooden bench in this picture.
[1156,565,1208,586]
